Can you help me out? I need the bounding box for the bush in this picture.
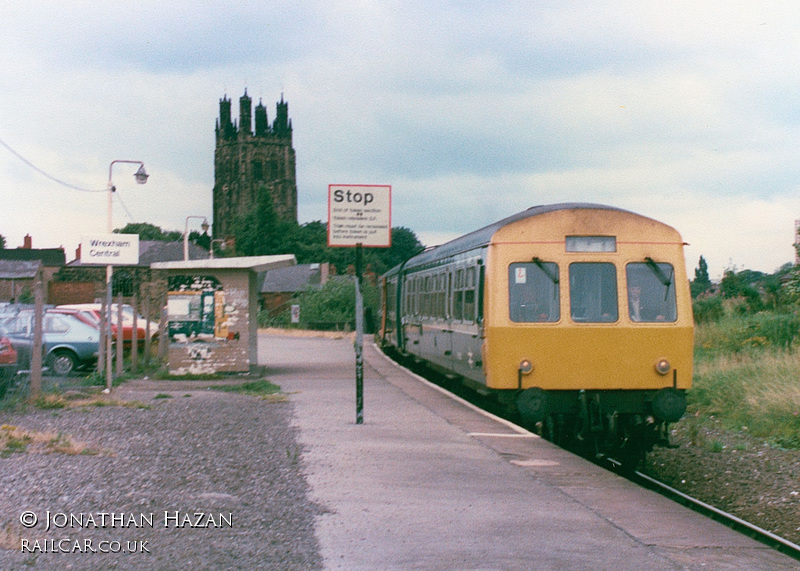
[753,312,800,350]
[693,294,723,323]
[264,278,379,331]
[695,311,800,354]
[690,350,800,448]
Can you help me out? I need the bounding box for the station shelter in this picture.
[152,255,295,375]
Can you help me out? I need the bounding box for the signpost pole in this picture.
[105,265,113,391]
[327,184,391,426]
[355,243,364,424]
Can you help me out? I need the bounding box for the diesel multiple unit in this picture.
[379,203,694,464]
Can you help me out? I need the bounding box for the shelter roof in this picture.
[152,255,296,274]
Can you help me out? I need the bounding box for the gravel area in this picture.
[645,420,800,547]
[0,381,323,570]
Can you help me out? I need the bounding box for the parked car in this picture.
[0,311,100,376]
[57,304,159,348]
[0,327,19,396]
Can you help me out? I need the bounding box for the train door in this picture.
[436,271,453,371]
[450,265,482,381]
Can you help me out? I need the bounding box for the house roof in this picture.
[260,263,324,293]
[0,248,65,266]
[0,260,42,279]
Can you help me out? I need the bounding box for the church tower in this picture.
[213,90,298,240]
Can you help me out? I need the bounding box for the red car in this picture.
[56,304,159,349]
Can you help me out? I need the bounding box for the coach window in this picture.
[441,273,448,319]
[569,263,618,322]
[423,275,432,318]
[509,262,560,322]
[464,267,477,322]
[626,261,677,322]
[453,269,464,320]
[406,278,416,316]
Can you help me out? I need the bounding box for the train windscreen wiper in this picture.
[532,257,559,285]
[645,257,673,300]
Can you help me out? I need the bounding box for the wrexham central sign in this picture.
[80,234,139,265]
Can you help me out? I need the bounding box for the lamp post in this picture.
[209,238,226,259]
[104,160,148,392]
[184,216,209,261]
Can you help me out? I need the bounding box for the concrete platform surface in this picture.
[259,332,798,570]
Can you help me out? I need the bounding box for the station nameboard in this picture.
[80,234,140,265]
[327,184,391,248]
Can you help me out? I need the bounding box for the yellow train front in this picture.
[380,203,694,463]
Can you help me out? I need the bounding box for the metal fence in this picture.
[1,276,167,403]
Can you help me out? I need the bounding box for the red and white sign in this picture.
[327,184,391,247]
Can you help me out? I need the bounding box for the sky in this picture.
[2,1,800,280]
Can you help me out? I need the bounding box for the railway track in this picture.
[608,459,800,562]
[390,349,800,563]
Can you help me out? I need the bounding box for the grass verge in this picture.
[0,424,107,457]
[209,379,287,402]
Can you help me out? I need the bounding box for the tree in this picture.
[0,233,5,249]
[375,226,424,273]
[690,256,712,298]
[114,222,182,242]
[228,185,296,256]
[114,222,210,250]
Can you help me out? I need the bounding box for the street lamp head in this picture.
[133,165,149,185]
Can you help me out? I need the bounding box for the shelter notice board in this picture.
[327,184,391,247]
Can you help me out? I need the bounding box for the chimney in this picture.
[76,243,82,262]
[22,234,32,249]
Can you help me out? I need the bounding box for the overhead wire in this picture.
[0,134,105,193]
[114,192,137,224]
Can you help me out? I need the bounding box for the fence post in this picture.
[30,271,44,398]
[143,286,151,368]
[116,295,124,378]
[131,290,139,374]
[98,293,106,376]
[158,305,168,362]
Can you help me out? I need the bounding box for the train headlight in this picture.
[655,358,671,375]
[519,359,534,375]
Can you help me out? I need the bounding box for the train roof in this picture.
[397,203,634,272]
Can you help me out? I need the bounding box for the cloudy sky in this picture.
[2,1,800,279]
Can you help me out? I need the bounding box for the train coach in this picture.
[379,203,694,463]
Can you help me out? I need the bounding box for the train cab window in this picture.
[569,263,618,322]
[509,262,560,322]
[626,262,677,322]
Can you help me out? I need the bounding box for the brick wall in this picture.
[48,282,99,305]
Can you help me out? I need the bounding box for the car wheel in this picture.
[48,350,78,376]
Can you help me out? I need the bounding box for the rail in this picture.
[384,345,800,562]
[606,458,800,562]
